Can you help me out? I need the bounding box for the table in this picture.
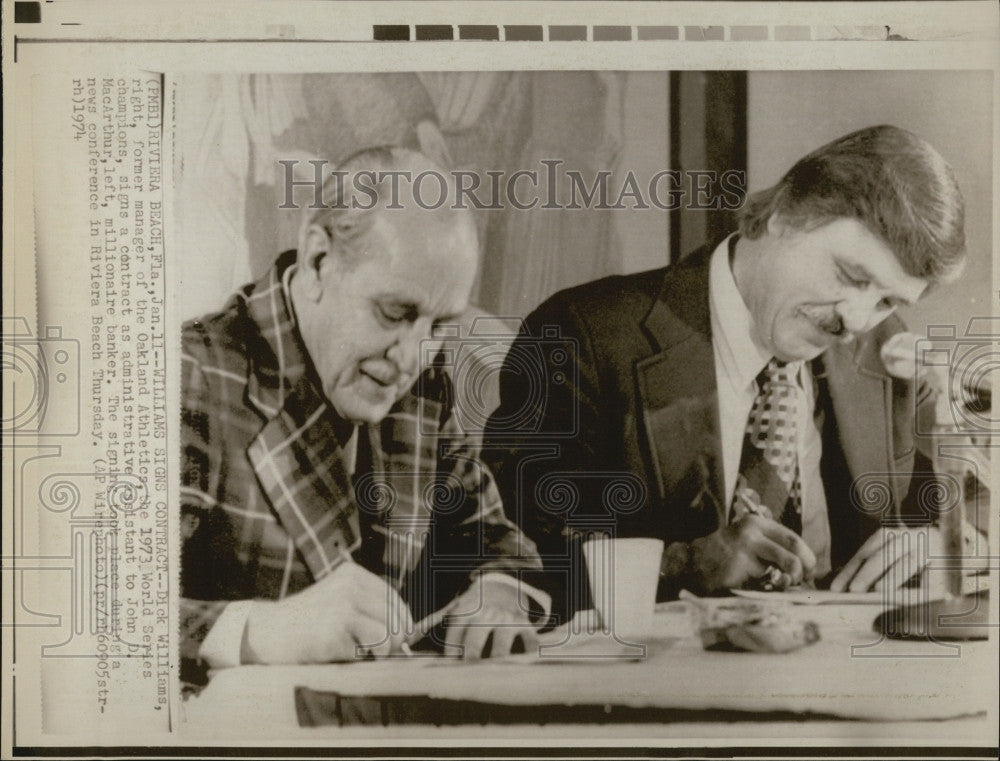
[180,601,997,744]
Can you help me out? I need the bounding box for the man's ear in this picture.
[765,212,791,238]
[298,223,331,302]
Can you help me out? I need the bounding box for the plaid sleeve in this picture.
[179,597,230,694]
[180,344,222,663]
[179,598,229,661]
[181,339,213,501]
[433,378,543,577]
[180,334,249,658]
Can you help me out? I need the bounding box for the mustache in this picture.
[360,359,405,386]
[801,306,845,336]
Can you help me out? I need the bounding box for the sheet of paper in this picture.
[732,573,991,605]
[730,588,886,605]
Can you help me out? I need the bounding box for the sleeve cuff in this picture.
[658,541,696,600]
[480,572,552,620]
[198,600,254,669]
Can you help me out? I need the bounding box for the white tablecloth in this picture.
[181,601,997,741]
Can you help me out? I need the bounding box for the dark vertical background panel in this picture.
[670,71,747,261]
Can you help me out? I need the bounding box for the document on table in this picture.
[730,589,887,605]
[731,572,990,605]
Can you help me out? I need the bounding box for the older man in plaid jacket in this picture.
[181,148,544,676]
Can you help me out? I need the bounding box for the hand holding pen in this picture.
[240,550,414,664]
[683,485,817,594]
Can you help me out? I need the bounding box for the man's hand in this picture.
[830,525,987,593]
[689,514,817,593]
[241,562,413,664]
[442,577,539,659]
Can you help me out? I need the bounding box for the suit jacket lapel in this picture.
[824,334,904,511]
[636,246,727,537]
[825,338,891,481]
[365,377,443,585]
[372,386,442,527]
[247,376,361,582]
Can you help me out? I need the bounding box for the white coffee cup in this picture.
[581,535,664,638]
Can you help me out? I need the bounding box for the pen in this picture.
[732,490,787,589]
[405,597,461,648]
[336,545,413,656]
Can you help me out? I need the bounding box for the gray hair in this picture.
[300,146,475,266]
[737,125,966,284]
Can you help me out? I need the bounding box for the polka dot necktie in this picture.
[731,358,803,534]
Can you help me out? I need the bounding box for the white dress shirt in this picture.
[708,236,832,576]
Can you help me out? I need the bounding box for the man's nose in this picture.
[836,291,889,335]
[386,318,435,375]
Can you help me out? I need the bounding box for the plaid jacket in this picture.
[180,251,541,662]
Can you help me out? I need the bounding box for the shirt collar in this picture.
[709,234,773,391]
[280,259,298,317]
[240,250,311,398]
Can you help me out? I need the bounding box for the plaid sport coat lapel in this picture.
[242,253,361,582]
[248,380,362,582]
[363,377,445,585]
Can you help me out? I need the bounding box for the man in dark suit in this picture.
[484,126,972,620]
[181,147,544,677]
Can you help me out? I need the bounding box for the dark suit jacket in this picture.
[484,242,938,620]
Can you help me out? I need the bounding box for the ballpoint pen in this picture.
[335,544,414,657]
[732,485,795,591]
[405,596,461,648]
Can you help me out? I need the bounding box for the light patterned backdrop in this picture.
[174,72,673,322]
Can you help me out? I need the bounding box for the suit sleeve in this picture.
[483,295,609,623]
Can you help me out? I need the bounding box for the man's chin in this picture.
[774,338,828,363]
[329,393,396,426]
